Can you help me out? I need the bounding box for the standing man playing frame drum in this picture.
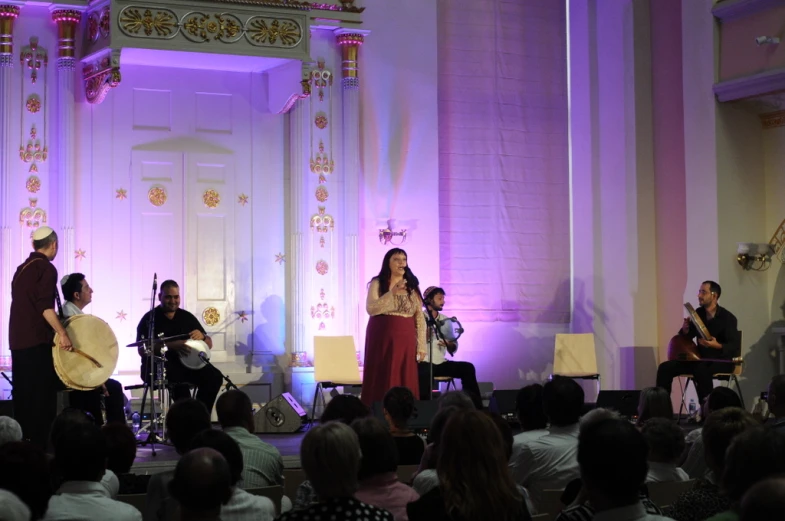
[135,280,222,414]
[9,226,72,449]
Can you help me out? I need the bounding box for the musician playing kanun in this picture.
[656,281,740,405]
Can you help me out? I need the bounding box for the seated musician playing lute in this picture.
[656,280,740,407]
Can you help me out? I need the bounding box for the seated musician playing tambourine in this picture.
[656,280,740,407]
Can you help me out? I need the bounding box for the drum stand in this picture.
[137,337,172,455]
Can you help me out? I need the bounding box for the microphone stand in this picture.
[414,286,447,401]
[198,353,240,392]
[0,372,12,399]
[140,274,161,456]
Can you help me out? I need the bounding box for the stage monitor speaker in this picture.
[253,393,307,434]
[371,399,439,432]
[489,389,519,423]
[596,390,641,419]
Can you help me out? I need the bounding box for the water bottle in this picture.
[131,412,141,434]
[688,399,697,420]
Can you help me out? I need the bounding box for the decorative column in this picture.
[0,4,20,364]
[336,30,368,352]
[288,72,312,367]
[51,8,81,276]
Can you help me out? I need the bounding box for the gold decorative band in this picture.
[52,9,82,59]
[336,33,364,83]
[0,5,20,63]
[760,110,785,129]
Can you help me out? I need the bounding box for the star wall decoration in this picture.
[275,253,285,264]
[237,311,249,323]
[238,194,249,206]
[116,188,127,200]
[116,310,127,321]
[75,249,86,260]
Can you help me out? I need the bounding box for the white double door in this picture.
[130,151,236,363]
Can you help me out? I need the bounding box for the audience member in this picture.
[352,417,419,521]
[102,423,149,495]
[0,489,31,521]
[705,427,785,521]
[512,376,584,511]
[664,407,757,521]
[437,391,475,411]
[144,399,212,521]
[764,374,785,432]
[407,410,531,521]
[739,477,785,521]
[189,429,275,521]
[168,448,233,521]
[0,441,53,520]
[216,390,284,488]
[641,418,688,483]
[294,394,371,508]
[279,422,393,521]
[576,418,673,521]
[43,422,141,521]
[509,384,548,483]
[681,387,742,479]
[412,406,461,494]
[637,387,674,426]
[382,387,426,465]
[0,417,22,447]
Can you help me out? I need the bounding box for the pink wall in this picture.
[719,6,785,81]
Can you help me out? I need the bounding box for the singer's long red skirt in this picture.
[361,314,419,407]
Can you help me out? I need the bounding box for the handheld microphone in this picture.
[153,273,158,292]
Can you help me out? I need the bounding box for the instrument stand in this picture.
[0,372,12,399]
[421,301,447,400]
[199,356,240,392]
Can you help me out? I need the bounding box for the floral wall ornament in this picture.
[20,126,47,164]
[238,193,249,206]
[29,163,38,173]
[310,302,334,319]
[315,186,328,202]
[87,13,100,42]
[148,186,167,207]
[314,112,328,129]
[319,236,325,248]
[120,8,177,37]
[202,307,221,326]
[115,188,127,200]
[310,206,334,232]
[315,260,329,275]
[19,37,47,84]
[74,249,86,260]
[237,311,249,322]
[116,310,127,321]
[99,7,111,38]
[311,59,332,102]
[19,207,46,228]
[25,95,41,113]
[25,176,40,193]
[246,17,301,46]
[182,12,243,43]
[275,253,285,264]
[28,198,37,208]
[310,140,333,179]
[203,189,220,208]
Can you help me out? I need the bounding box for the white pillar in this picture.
[288,94,311,366]
[336,30,368,354]
[0,5,20,362]
[51,8,82,276]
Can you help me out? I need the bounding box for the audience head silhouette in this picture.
[319,394,370,425]
[722,426,785,502]
[55,421,107,482]
[438,391,475,411]
[351,416,399,481]
[383,386,416,429]
[740,477,785,521]
[0,489,30,521]
[641,417,685,464]
[102,422,137,475]
[0,417,22,448]
[515,384,547,431]
[437,410,525,521]
[702,407,758,475]
[766,375,785,418]
[216,389,255,432]
[166,399,211,454]
[544,376,584,427]
[168,447,233,519]
[578,418,648,510]
[636,387,673,425]
[706,386,742,415]
[189,429,244,486]
[301,421,361,499]
[0,441,52,520]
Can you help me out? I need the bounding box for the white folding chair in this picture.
[312,336,363,420]
[552,333,601,394]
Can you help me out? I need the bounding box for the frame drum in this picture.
[53,315,119,390]
[180,339,210,370]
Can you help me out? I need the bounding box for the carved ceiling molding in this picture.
[712,0,784,22]
[714,67,785,102]
[193,0,364,13]
[82,49,120,105]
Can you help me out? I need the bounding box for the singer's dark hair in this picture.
[160,280,179,292]
[61,273,86,303]
[371,248,420,297]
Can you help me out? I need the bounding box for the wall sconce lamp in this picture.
[756,36,781,46]
[379,219,407,246]
[737,243,774,271]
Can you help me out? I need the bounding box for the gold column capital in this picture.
[0,5,21,67]
[51,8,82,65]
[336,31,367,89]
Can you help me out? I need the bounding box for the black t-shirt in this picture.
[681,305,740,360]
[136,306,206,370]
[393,435,426,466]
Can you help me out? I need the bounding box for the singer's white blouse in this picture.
[366,278,426,355]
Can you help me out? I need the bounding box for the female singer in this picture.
[361,248,426,407]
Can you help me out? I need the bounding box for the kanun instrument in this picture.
[667,303,711,362]
[53,314,119,390]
